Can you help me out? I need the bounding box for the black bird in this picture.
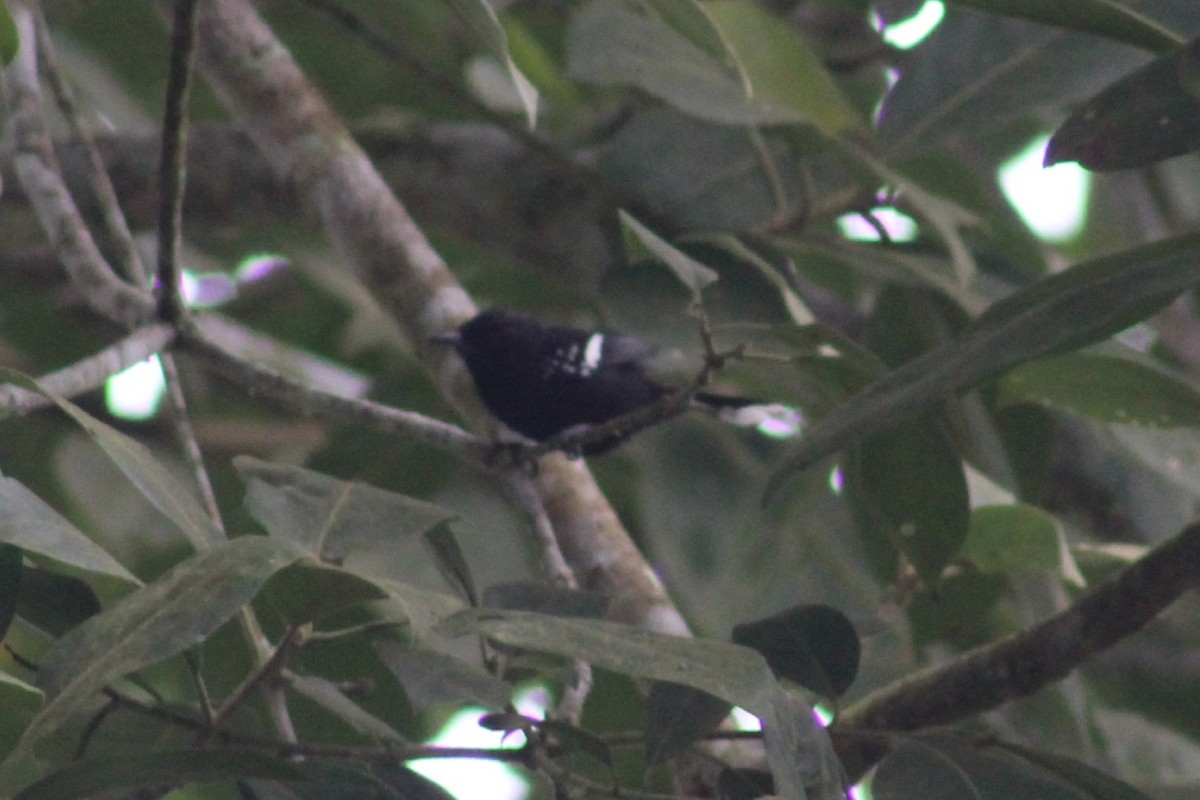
[435,308,794,454]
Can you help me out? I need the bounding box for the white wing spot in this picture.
[583,334,604,374]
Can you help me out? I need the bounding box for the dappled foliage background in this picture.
[6,0,1200,798]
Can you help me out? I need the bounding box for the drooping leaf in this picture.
[0,545,21,642]
[0,473,138,585]
[234,455,456,563]
[443,0,539,127]
[766,229,1200,501]
[17,536,306,759]
[619,210,718,303]
[1047,36,1200,170]
[732,604,861,699]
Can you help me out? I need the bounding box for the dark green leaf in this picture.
[644,681,731,763]
[425,523,478,606]
[20,536,306,759]
[1047,36,1200,170]
[766,230,1200,501]
[856,417,969,586]
[1000,351,1200,427]
[0,472,138,584]
[14,749,304,800]
[732,604,861,698]
[996,740,1159,800]
[540,719,615,772]
[374,640,512,712]
[944,0,1183,55]
[263,562,389,625]
[234,455,456,563]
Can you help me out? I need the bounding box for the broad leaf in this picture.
[288,674,407,742]
[1047,36,1200,170]
[235,456,456,563]
[0,473,138,585]
[766,230,1200,501]
[732,604,861,699]
[0,672,41,763]
[0,369,221,552]
[1000,351,1200,427]
[15,536,306,760]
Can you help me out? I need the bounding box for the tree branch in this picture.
[835,520,1200,773]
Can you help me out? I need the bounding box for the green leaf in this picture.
[443,0,539,127]
[702,0,863,134]
[765,229,1200,502]
[0,473,139,585]
[439,609,841,799]
[855,417,969,586]
[13,749,304,800]
[619,210,718,302]
[262,562,389,625]
[1001,351,1200,427]
[996,740,1159,800]
[732,604,861,699]
[568,0,819,126]
[14,536,306,760]
[0,672,41,764]
[0,369,221,552]
[0,2,18,66]
[944,0,1184,55]
[963,505,1063,574]
[234,455,456,563]
[1047,36,1200,170]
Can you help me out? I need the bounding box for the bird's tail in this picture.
[693,392,802,437]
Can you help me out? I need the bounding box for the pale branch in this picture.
[178,0,691,640]
[33,10,150,286]
[1,2,155,328]
[836,520,1200,744]
[183,315,488,460]
[0,323,177,414]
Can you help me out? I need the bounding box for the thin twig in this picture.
[156,0,201,323]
